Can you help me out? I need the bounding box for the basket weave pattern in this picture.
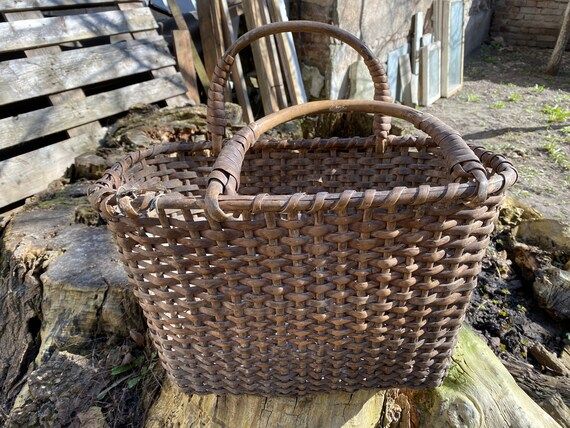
[93,136,514,395]
[90,22,517,396]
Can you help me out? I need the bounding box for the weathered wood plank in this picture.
[196,0,224,81]
[4,10,103,139]
[242,0,279,114]
[166,0,205,100]
[165,0,188,31]
[267,0,306,105]
[0,39,175,106]
[257,0,287,109]
[411,11,424,75]
[0,75,186,149]
[219,0,253,122]
[210,0,229,102]
[117,2,189,107]
[0,8,157,53]
[0,0,131,12]
[172,31,199,104]
[0,128,107,207]
[398,53,413,106]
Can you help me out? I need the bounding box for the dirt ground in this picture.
[399,44,570,220]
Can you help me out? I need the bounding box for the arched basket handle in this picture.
[206,20,393,153]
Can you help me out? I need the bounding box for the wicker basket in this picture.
[89,22,517,396]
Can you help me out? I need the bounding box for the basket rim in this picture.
[89,137,518,219]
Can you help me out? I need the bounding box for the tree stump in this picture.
[145,327,561,428]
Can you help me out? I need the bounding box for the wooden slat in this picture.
[210,0,229,102]
[257,0,287,109]
[0,75,186,149]
[0,0,131,12]
[0,38,175,106]
[411,12,424,75]
[166,0,208,93]
[165,0,188,31]
[0,8,157,53]
[0,128,107,207]
[196,0,224,80]
[267,0,306,105]
[242,0,279,114]
[172,31,199,104]
[117,2,189,107]
[219,0,253,122]
[4,10,102,140]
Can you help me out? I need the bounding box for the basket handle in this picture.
[207,20,392,153]
[205,100,489,221]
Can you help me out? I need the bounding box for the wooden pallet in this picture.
[0,0,189,209]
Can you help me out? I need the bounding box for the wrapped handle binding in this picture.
[206,20,393,153]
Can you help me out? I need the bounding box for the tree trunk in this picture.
[145,327,561,428]
[546,0,570,75]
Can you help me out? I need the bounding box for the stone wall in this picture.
[292,0,494,100]
[492,0,568,48]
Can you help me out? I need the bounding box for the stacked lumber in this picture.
[187,0,306,119]
[0,0,188,209]
[242,0,306,114]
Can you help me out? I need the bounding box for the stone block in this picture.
[348,59,375,100]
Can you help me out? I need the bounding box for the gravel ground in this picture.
[396,43,570,220]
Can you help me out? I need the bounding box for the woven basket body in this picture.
[90,22,517,396]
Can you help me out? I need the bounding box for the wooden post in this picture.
[166,0,208,96]
[219,0,254,122]
[242,0,279,114]
[398,54,413,106]
[256,0,288,109]
[172,30,199,104]
[267,0,307,105]
[196,0,224,80]
[546,0,570,75]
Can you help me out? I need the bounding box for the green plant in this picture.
[491,101,506,109]
[97,352,158,400]
[532,84,546,93]
[465,93,481,102]
[542,104,570,123]
[507,92,522,102]
[543,141,570,169]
